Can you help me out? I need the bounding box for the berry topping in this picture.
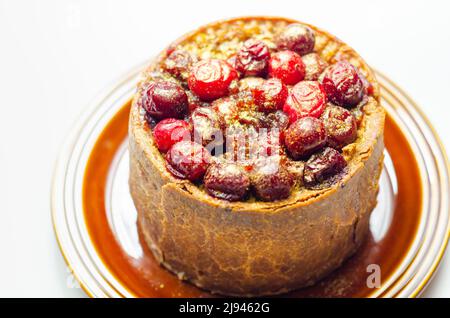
[204,162,251,201]
[276,23,315,56]
[302,53,327,81]
[188,59,238,101]
[322,105,357,149]
[190,107,223,147]
[283,81,327,123]
[258,110,289,131]
[141,81,188,120]
[211,97,239,124]
[320,61,364,107]
[166,141,211,181]
[284,117,327,160]
[163,49,195,79]
[153,119,191,152]
[251,158,293,201]
[235,39,270,77]
[238,77,265,93]
[303,147,347,187]
[268,50,305,85]
[253,78,288,113]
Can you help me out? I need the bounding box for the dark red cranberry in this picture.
[153,118,191,152]
[283,81,327,124]
[166,141,211,181]
[268,50,305,85]
[322,105,357,149]
[320,61,364,107]
[303,147,347,187]
[235,39,270,77]
[190,107,223,147]
[302,53,327,81]
[276,23,315,56]
[251,157,293,201]
[163,49,194,79]
[253,78,288,113]
[188,59,238,101]
[204,162,250,201]
[140,81,188,120]
[284,117,327,160]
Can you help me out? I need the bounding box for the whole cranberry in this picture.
[204,162,251,201]
[253,78,288,113]
[276,23,315,56]
[166,141,211,181]
[190,107,223,147]
[268,50,305,85]
[284,117,327,160]
[322,105,357,149]
[235,39,270,77]
[303,147,347,187]
[153,118,191,152]
[302,53,328,81]
[251,157,294,201]
[140,81,188,120]
[283,81,327,124]
[320,61,364,107]
[188,59,238,101]
[163,49,195,79]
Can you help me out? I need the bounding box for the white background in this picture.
[0,0,449,297]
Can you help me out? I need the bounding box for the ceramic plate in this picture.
[52,63,449,298]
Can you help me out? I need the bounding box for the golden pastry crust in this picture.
[129,17,385,296]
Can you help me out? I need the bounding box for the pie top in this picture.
[132,17,384,204]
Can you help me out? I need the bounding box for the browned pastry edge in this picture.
[128,16,385,296]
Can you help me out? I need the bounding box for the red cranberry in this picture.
[140,81,188,120]
[190,107,223,147]
[204,162,250,201]
[303,147,347,187]
[284,117,327,160]
[153,119,191,152]
[302,53,327,81]
[320,61,364,107]
[253,78,288,113]
[235,39,270,77]
[283,81,327,124]
[322,105,357,149]
[251,158,293,201]
[268,51,305,85]
[188,59,238,101]
[276,23,315,56]
[163,49,195,79]
[166,141,211,181]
